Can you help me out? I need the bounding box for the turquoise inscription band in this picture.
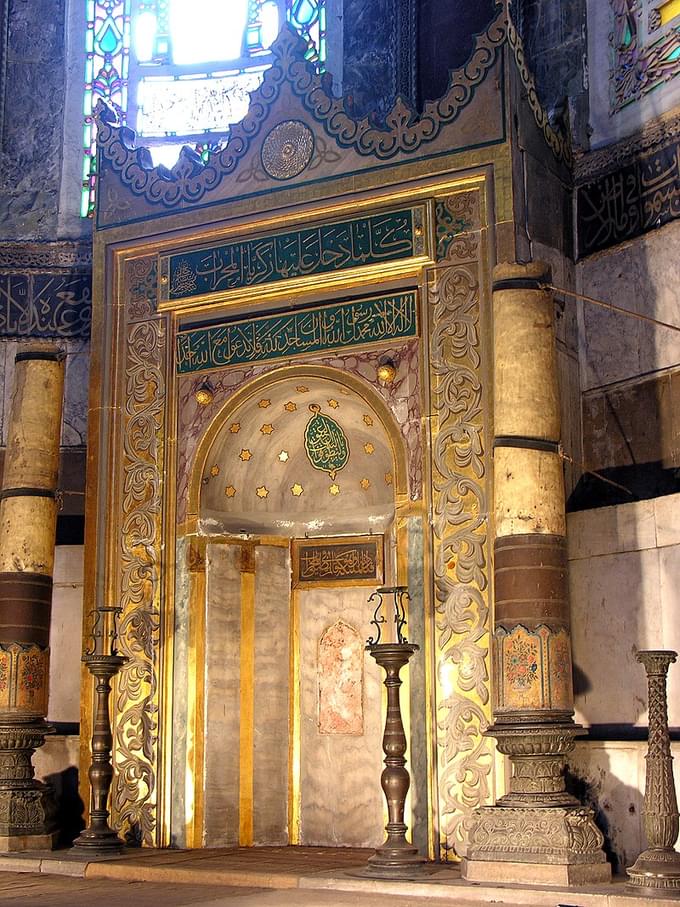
[162,207,424,302]
[176,291,418,374]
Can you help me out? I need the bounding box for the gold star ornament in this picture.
[224,485,236,498]
[229,422,241,433]
[284,401,297,412]
[364,442,375,455]
[291,483,304,497]
[258,398,271,408]
[256,486,269,498]
[278,450,289,462]
[239,449,252,461]
[210,465,220,477]
[260,423,274,435]
[360,478,371,490]
[329,483,340,495]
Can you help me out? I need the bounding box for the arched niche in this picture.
[189,364,408,533]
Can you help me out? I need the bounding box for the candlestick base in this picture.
[627,850,680,897]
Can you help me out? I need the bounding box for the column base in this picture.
[0,785,57,849]
[463,805,611,886]
[0,831,58,852]
[627,849,680,897]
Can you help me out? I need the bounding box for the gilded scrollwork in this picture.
[429,190,494,858]
[112,317,165,845]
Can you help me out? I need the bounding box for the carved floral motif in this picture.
[111,317,165,845]
[429,189,493,857]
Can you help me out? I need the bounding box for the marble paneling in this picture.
[567,498,657,561]
[204,543,241,847]
[0,338,89,447]
[61,341,90,446]
[658,544,680,718]
[299,586,383,847]
[577,222,680,391]
[170,537,190,847]
[47,547,84,725]
[654,492,680,547]
[568,741,680,871]
[253,545,290,845]
[570,547,662,727]
[53,544,84,585]
[407,516,429,859]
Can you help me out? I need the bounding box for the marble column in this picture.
[462,262,609,885]
[0,345,65,850]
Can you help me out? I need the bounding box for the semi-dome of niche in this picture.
[199,374,397,537]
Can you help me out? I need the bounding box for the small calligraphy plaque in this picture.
[292,536,384,588]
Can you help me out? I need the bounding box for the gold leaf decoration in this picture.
[327,398,339,408]
[284,401,297,412]
[256,485,269,498]
[363,414,373,426]
[261,423,274,435]
[360,478,370,490]
[364,442,375,455]
[225,485,236,498]
[291,483,304,497]
[329,483,340,495]
[229,422,241,433]
[258,398,271,408]
[239,449,252,461]
[210,465,220,477]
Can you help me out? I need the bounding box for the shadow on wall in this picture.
[565,665,646,875]
[45,766,85,847]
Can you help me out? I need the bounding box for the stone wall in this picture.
[568,493,680,870]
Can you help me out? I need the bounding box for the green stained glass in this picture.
[82,0,326,216]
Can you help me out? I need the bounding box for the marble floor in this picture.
[0,846,677,907]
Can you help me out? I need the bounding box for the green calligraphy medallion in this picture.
[304,405,349,478]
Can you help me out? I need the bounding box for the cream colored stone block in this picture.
[47,582,83,724]
[570,548,662,727]
[567,498,657,561]
[53,545,85,585]
[654,493,680,549]
[494,447,565,538]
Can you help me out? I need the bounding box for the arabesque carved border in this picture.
[111,316,166,845]
[429,190,494,858]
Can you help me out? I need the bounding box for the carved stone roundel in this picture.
[261,120,314,180]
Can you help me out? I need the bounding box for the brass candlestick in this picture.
[362,587,428,879]
[627,650,680,896]
[72,607,127,852]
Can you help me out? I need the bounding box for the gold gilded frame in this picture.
[291,536,385,589]
[84,153,505,854]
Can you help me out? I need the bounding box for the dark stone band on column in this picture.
[492,277,547,292]
[0,488,56,500]
[0,573,52,648]
[15,350,66,363]
[494,534,568,628]
[493,436,559,453]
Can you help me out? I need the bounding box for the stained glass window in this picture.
[82,0,326,216]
